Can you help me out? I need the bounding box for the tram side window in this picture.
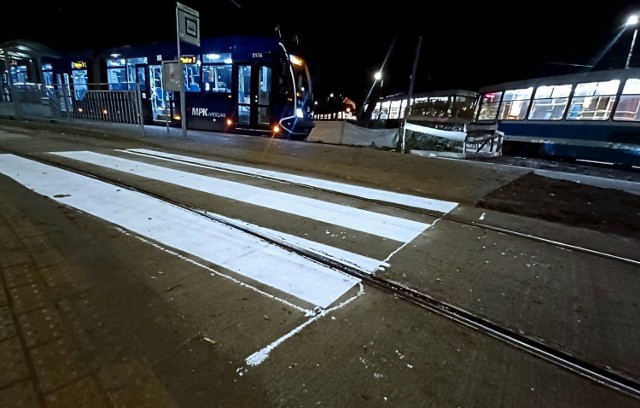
[477,92,502,120]
[411,97,429,116]
[10,66,28,84]
[389,100,402,119]
[399,99,409,119]
[498,87,533,120]
[528,84,572,120]
[72,69,88,100]
[566,80,619,120]
[41,63,54,88]
[370,102,381,119]
[125,57,148,91]
[378,101,391,119]
[613,78,640,121]
[202,64,232,93]
[201,52,232,93]
[183,63,201,92]
[107,58,127,90]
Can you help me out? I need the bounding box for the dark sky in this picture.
[2,1,639,105]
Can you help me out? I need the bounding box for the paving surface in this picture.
[1,119,639,407]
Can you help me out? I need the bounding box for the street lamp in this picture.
[625,14,639,69]
[374,71,383,88]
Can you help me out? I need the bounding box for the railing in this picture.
[0,82,144,135]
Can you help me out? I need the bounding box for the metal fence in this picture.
[0,82,144,135]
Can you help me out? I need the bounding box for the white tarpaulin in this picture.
[404,122,467,142]
[308,121,399,148]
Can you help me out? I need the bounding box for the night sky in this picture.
[2,0,639,105]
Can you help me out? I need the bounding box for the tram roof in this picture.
[478,67,640,93]
[378,89,478,102]
[0,39,60,60]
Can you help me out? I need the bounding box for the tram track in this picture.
[127,147,640,267]
[3,148,640,401]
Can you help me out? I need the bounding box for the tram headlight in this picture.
[296,108,304,118]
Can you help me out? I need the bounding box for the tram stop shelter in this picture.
[1,39,60,87]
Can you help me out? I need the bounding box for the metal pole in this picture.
[136,83,145,136]
[3,52,12,103]
[401,35,422,153]
[176,5,186,136]
[626,28,638,69]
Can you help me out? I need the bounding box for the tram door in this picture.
[237,63,273,130]
[148,65,170,122]
[133,64,152,122]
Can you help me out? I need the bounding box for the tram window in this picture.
[498,87,533,120]
[238,66,251,105]
[202,53,232,64]
[126,57,147,91]
[477,92,502,120]
[613,78,640,121]
[378,101,391,119]
[399,99,409,119]
[293,65,310,102]
[258,66,272,106]
[370,102,381,119]
[41,63,54,87]
[72,69,88,100]
[202,64,232,92]
[10,66,28,84]
[566,80,619,120]
[389,100,401,119]
[183,63,201,92]
[107,68,127,90]
[107,58,127,90]
[528,84,572,120]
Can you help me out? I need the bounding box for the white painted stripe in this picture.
[124,148,459,214]
[212,213,388,274]
[51,151,430,243]
[0,154,360,308]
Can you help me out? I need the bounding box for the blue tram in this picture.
[473,68,640,167]
[48,36,315,140]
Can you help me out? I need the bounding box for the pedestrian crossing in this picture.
[123,148,459,214]
[52,150,430,243]
[0,150,459,308]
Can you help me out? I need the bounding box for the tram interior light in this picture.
[296,108,303,118]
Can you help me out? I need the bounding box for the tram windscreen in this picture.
[289,54,312,110]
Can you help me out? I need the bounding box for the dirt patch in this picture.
[477,173,640,239]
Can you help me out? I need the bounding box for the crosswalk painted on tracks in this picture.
[122,148,459,214]
[52,150,431,243]
[0,150,459,308]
